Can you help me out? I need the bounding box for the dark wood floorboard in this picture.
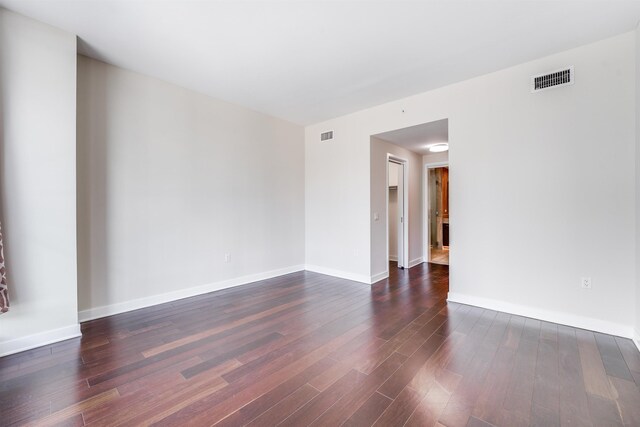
[2,262,640,426]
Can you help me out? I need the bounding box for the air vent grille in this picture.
[320,131,334,141]
[531,66,574,92]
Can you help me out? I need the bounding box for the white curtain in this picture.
[0,221,8,314]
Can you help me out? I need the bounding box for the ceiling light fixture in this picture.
[429,143,449,153]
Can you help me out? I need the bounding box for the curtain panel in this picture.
[0,222,8,314]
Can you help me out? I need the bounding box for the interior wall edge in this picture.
[408,258,424,268]
[0,324,81,358]
[448,292,634,339]
[370,270,389,285]
[78,264,306,322]
[304,264,371,285]
[0,8,79,350]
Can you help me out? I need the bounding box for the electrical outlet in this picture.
[581,277,592,290]
[224,253,230,263]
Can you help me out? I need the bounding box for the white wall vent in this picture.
[531,66,574,92]
[320,131,334,141]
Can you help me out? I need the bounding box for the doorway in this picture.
[387,156,408,269]
[427,165,449,265]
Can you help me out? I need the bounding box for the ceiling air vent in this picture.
[320,131,334,141]
[531,66,574,92]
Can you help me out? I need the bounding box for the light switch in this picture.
[373,212,379,221]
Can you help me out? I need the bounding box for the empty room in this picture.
[2,1,640,426]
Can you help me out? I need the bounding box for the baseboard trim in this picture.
[79,264,305,322]
[370,271,389,284]
[304,265,370,285]
[408,258,424,268]
[0,324,82,357]
[389,256,398,262]
[447,292,634,338]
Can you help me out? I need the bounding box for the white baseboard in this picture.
[304,264,370,285]
[0,324,82,357]
[408,258,424,268]
[447,292,634,338]
[370,271,389,284]
[369,258,424,286]
[634,331,640,353]
[79,264,305,322]
[389,255,398,262]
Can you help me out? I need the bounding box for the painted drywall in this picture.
[423,151,449,165]
[304,117,371,283]
[77,56,305,319]
[306,32,636,336]
[0,10,79,355]
[371,137,423,278]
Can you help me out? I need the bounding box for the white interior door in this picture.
[396,162,405,268]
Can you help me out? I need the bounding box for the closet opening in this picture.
[387,156,408,269]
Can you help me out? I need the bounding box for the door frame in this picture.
[423,161,449,263]
[386,154,409,269]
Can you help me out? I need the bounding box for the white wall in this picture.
[371,137,423,279]
[0,10,79,355]
[306,32,636,337]
[423,151,449,166]
[77,56,305,320]
[305,117,371,283]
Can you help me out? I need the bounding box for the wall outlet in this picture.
[224,253,230,263]
[581,277,592,290]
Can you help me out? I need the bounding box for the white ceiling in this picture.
[375,119,448,155]
[1,1,640,125]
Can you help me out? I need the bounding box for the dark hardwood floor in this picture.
[2,262,640,426]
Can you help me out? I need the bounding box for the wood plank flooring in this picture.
[429,248,449,265]
[2,262,640,426]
